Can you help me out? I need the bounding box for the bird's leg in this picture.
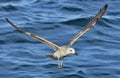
[58,58,62,69]
[60,59,63,66]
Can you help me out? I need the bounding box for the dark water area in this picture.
[0,0,120,78]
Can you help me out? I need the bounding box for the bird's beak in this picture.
[74,52,78,55]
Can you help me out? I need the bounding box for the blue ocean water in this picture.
[0,0,120,78]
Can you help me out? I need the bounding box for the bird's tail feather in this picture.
[46,55,57,60]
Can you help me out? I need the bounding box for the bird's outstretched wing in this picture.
[5,18,60,51]
[67,4,108,47]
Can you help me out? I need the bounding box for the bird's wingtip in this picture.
[104,4,108,9]
[5,18,8,21]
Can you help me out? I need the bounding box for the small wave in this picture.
[61,16,93,26]
[60,5,83,13]
[0,5,18,12]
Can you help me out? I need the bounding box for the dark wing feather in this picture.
[67,4,108,47]
[5,18,60,51]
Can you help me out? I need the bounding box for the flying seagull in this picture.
[5,4,108,69]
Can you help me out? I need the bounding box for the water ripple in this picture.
[0,1,120,78]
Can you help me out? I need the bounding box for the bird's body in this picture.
[47,46,77,68]
[5,4,108,69]
[47,46,76,60]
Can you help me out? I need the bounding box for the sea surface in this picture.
[0,0,120,78]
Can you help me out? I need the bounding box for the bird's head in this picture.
[67,48,78,55]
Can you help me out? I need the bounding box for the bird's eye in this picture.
[70,49,72,51]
